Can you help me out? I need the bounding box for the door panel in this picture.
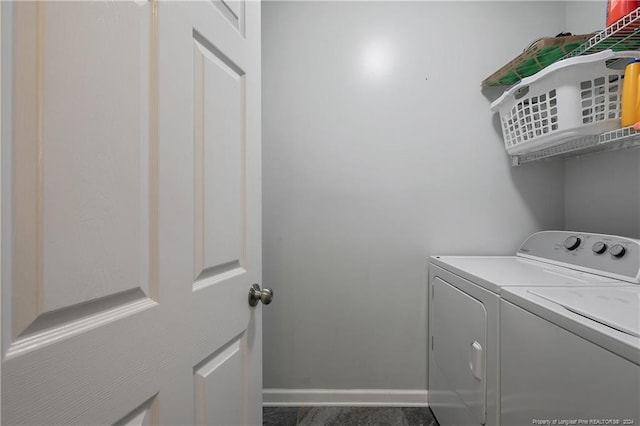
[40,0,152,314]
[211,0,245,35]
[193,33,246,285]
[11,0,154,339]
[194,334,246,426]
[115,396,159,426]
[431,277,487,425]
[2,1,262,424]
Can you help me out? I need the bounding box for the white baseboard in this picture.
[263,389,428,407]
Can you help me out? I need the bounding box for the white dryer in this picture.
[427,231,640,426]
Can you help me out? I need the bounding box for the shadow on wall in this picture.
[565,149,640,238]
[484,79,640,240]
[483,85,568,235]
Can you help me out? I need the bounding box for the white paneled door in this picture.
[1,1,263,424]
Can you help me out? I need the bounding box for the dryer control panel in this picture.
[517,231,640,284]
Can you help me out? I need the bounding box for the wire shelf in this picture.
[563,8,640,58]
[490,8,640,164]
[484,9,640,88]
[511,126,640,166]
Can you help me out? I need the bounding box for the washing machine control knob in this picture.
[563,236,581,251]
[609,244,626,258]
[592,242,607,255]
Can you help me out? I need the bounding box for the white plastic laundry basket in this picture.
[491,50,640,156]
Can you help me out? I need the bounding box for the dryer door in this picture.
[432,277,488,424]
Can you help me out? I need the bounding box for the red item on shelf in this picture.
[607,0,639,27]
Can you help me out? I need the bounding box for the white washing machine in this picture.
[427,231,640,426]
[501,287,639,423]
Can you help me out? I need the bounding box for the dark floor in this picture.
[263,406,440,426]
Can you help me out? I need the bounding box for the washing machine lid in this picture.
[430,256,620,294]
[528,287,640,338]
[502,286,640,364]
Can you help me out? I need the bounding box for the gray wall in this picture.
[565,151,640,237]
[262,1,566,392]
[564,1,640,238]
[565,0,605,34]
